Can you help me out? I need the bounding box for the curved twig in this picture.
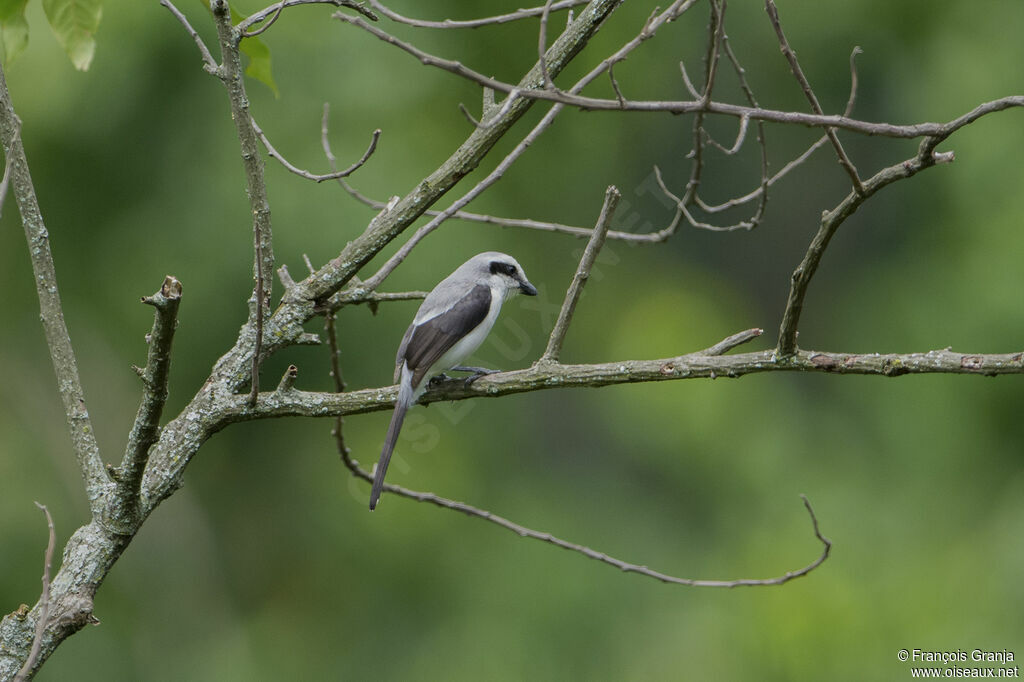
[366,0,588,29]
[254,115,380,182]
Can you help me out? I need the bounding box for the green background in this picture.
[2,1,1022,679]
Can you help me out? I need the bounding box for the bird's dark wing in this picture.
[401,284,491,389]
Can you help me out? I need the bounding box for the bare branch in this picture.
[776,147,954,356]
[330,178,682,243]
[296,0,626,304]
[275,364,299,392]
[13,503,56,682]
[677,0,726,214]
[335,16,1021,141]
[340,444,830,587]
[239,0,378,35]
[254,115,380,182]
[223,343,1024,424]
[159,0,218,72]
[703,113,749,155]
[678,59,701,99]
[321,287,427,313]
[541,186,620,363]
[538,0,559,88]
[356,94,575,291]
[845,46,863,116]
[607,60,626,106]
[240,2,284,37]
[701,328,763,356]
[352,0,700,291]
[692,29,769,228]
[0,63,110,510]
[210,0,275,406]
[113,276,183,520]
[365,0,588,29]
[324,311,355,483]
[0,136,14,219]
[764,0,863,192]
[457,102,483,127]
[657,166,757,232]
[697,45,862,216]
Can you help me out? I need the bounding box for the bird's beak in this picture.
[519,278,538,296]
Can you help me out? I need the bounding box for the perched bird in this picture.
[369,252,537,510]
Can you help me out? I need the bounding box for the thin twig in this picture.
[353,0,700,291]
[253,115,380,182]
[241,3,284,37]
[696,44,862,215]
[159,0,218,72]
[540,186,620,363]
[701,328,763,356]
[776,148,954,355]
[696,30,768,227]
[457,102,482,127]
[321,287,427,313]
[677,0,722,212]
[340,448,831,587]
[0,138,15,219]
[764,0,863,194]
[239,0,377,34]
[365,0,587,29]
[657,166,757,232]
[0,62,109,508]
[331,175,681,243]
[336,8,1024,140]
[607,60,627,106]
[301,0,627,304]
[538,0,557,88]
[324,312,353,466]
[702,114,748,155]
[845,46,863,117]
[14,503,55,682]
[678,60,701,99]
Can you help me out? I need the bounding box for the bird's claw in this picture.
[428,373,452,387]
[455,366,500,388]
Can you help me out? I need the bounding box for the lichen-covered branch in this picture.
[211,0,276,405]
[111,276,183,525]
[0,64,110,513]
[218,343,1024,423]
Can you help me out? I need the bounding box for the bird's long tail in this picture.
[369,371,415,510]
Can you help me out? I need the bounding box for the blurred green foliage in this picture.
[2,1,1023,680]
[0,0,101,69]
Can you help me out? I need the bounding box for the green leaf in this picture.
[0,0,29,65]
[41,0,102,71]
[239,32,278,97]
[200,0,279,96]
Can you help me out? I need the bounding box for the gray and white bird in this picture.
[369,252,538,510]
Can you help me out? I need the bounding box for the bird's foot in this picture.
[451,365,500,388]
[427,373,453,387]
